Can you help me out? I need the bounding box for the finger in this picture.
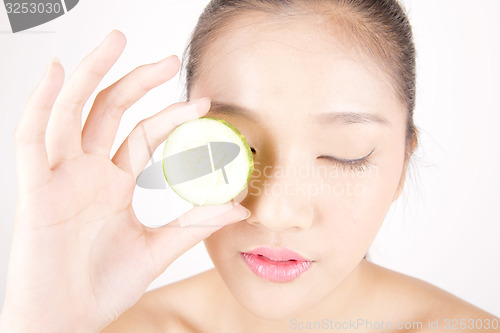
[14,58,64,192]
[232,185,249,205]
[112,97,211,178]
[45,29,126,166]
[82,55,181,156]
[144,201,251,275]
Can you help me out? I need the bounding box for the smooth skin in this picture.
[0,30,250,333]
[106,14,499,333]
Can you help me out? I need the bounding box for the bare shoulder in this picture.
[365,261,500,332]
[101,269,218,333]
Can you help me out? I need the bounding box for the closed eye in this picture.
[317,148,375,172]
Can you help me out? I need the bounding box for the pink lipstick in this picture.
[240,246,313,282]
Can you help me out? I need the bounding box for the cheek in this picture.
[314,148,405,266]
[203,227,230,261]
[203,221,246,266]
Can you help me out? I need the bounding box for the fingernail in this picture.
[187,97,211,115]
[43,57,60,78]
[236,207,252,222]
[188,97,211,105]
[102,29,115,44]
[101,29,125,47]
[157,54,179,65]
[108,29,121,38]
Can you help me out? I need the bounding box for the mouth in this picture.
[240,246,313,283]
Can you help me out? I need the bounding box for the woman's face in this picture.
[190,14,408,319]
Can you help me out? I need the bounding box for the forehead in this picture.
[191,13,404,121]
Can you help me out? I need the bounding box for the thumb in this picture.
[144,201,251,275]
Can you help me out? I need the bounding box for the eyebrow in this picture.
[312,111,390,126]
[207,102,259,122]
[206,101,390,126]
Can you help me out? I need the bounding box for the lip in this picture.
[244,246,310,261]
[240,246,313,282]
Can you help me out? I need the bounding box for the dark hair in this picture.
[181,0,418,158]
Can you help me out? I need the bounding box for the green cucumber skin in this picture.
[162,117,254,206]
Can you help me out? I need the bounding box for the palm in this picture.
[17,154,155,325]
[35,154,134,229]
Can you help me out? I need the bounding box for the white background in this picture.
[0,0,499,317]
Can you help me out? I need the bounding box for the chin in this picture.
[210,246,334,321]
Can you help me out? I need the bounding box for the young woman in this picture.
[1,0,498,332]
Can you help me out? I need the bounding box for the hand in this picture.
[0,30,250,333]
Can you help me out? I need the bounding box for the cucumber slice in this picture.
[162,117,254,206]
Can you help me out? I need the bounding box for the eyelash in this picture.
[317,148,375,172]
[249,147,375,172]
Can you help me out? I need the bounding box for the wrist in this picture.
[0,307,98,333]
[0,307,38,333]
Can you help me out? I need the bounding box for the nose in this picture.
[246,164,314,232]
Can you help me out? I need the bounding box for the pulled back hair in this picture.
[180,0,418,158]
